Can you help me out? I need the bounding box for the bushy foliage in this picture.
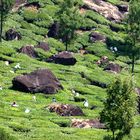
[100,77,137,140]
[126,0,140,73]
[56,0,84,50]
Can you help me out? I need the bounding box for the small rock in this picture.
[104,62,121,73]
[35,42,50,52]
[19,45,38,58]
[5,29,21,41]
[89,32,106,43]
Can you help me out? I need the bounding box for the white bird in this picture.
[110,47,113,51]
[114,47,118,52]
[32,96,36,101]
[83,100,89,108]
[14,63,21,69]
[25,108,30,113]
[72,89,76,95]
[5,61,9,66]
[75,92,79,97]
[10,70,15,73]
[52,97,56,102]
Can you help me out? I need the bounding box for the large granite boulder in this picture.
[89,32,106,43]
[104,62,121,73]
[5,29,22,41]
[71,119,105,129]
[47,103,84,116]
[19,45,38,58]
[35,42,50,52]
[12,69,63,94]
[47,51,77,65]
[83,0,123,22]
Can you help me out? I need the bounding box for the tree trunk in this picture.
[112,130,115,140]
[131,53,135,74]
[65,35,68,51]
[0,0,3,42]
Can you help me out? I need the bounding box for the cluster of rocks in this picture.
[47,103,84,116]
[19,42,50,58]
[96,56,121,73]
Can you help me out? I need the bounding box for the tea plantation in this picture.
[0,0,140,140]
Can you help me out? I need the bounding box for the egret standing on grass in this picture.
[5,61,9,66]
[83,100,89,108]
[14,63,21,69]
[72,89,79,97]
[32,95,36,101]
[52,97,56,103]
[25,108,30,113]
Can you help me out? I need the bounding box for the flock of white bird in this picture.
[1,62,89,115]
[4,61,21,73]
[110,46,118,53]
[72,89,89,107]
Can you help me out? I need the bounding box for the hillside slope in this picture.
[0,0,140,140]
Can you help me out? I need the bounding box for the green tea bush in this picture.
[85,10,110,25]
[47,38,65,51]
[9,123,31,133]
[86,42,115,59]
[0,127,16,140]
